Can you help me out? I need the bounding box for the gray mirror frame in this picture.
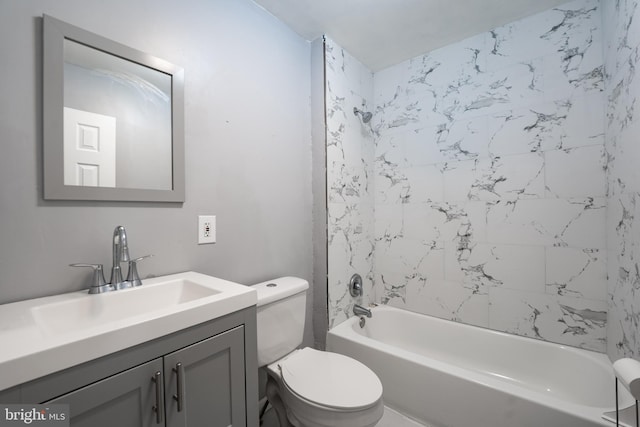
[43,14,185,202]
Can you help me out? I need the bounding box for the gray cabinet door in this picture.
[164,326,246,427]
[47,358,164,427]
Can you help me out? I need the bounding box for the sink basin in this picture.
[31,279,220,333]
[0,271,256,391]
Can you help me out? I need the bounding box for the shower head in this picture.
[353,107,373,124]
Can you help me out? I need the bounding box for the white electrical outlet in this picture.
[198,215,216,244]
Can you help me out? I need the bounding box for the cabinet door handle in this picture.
[173,362,185,412]
[152,371,164,424]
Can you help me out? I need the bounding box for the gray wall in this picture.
[310,37,328,349]
[0,0,315,345]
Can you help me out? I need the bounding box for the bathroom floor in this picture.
[377,407,429,427]
[261,405,428,427]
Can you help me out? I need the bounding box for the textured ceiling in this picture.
[252,0,572,71]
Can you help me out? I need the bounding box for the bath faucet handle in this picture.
[349,273,363,297]
[126,255,153,287]
[70,263,114,294]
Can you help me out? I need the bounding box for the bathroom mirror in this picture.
[43,15,185,202]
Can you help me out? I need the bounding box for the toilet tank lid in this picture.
[252,277,309,307]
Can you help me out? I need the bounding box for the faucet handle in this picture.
[126,255,153,287]
[70,263,113,294]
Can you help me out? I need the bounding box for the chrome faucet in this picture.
[110,225,131,289]
[70,225,152,294]
[353,304,372,318]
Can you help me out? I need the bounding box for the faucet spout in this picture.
[110,225,130,287]
[353,304,372,318]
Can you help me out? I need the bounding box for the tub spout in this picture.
[353,304,372,318]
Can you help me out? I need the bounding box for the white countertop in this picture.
[0,271,256,391]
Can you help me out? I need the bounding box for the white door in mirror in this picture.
[63,107,116,187]
[198,215,216,244]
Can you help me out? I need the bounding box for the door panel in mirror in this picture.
[63,107,116,187]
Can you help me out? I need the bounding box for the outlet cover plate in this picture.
[198,215,216,244]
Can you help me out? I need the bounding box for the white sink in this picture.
[0,272,256,391]
[31,278,220,333]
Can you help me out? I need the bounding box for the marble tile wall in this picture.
[371,0,607,351]
[325,37,376,328]
[603,0,640,360]
[323,0,640,354]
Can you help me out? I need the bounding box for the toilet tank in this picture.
[252,277,309,367]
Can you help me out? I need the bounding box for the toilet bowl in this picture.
[253,277,383,427]
[266,348,384,427]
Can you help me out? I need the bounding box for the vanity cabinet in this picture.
[163,327,246,427]
[47,327,245,427]
[4,307,257,427]
[47,358,162,427]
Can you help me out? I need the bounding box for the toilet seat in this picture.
[276,348,383,410]
[266,348,384,427]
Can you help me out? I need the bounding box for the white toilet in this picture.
[253,277,384,427]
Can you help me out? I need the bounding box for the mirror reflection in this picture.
[63,39,172,190]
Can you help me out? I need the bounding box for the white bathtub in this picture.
[327,305,631,427]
